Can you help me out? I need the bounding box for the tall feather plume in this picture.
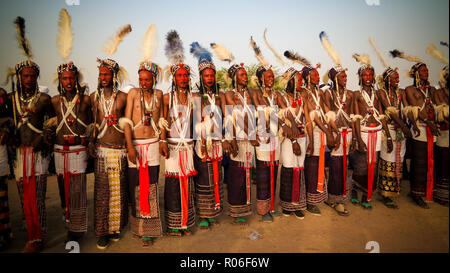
[319,31,340,66]
[56,8,74,61]
[140,24,158,62]
[369,37,389,68]
[165,30,184,64]
[263,28,286,65]
[440,41,449,47]
[190,42,212,64]
[210,43,234,62]
[250,36,269,67]
[103,24,132,57]
[389,49,422,63]
[283,50,312,67]
[426,44,449,64]
[14,16,33,59]
[352,54,371,66]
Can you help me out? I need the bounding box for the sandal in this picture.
[182,229,192,236]
[168,229,182,237]
[334,203,350,216]
[233,218,248,226]
[141,237,153,248]
[361,194,372,210]
[199,220,210,230]
[382,196,399,209]
[351,190,360,205]
[207,218,218,227]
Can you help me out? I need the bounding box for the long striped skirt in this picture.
[410,140,435,197]
[279,167,306,211]
[193,155,224,219]
[226,160,253,218]
[256,159,279,215]
[434,145,449,205]
[328,156,351,203]
[94,148,129,237]
[304,156,328,205]
[349,151,379,195]
[0,176,12,249]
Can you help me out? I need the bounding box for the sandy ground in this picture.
[2,161,449,253]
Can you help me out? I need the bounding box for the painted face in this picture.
[139,70,154,92]
[337,71,347,88]
[296,72,303,91]
[310,69,320,85]
[262,69,274,88]
[418,65,428,81]
[60,71,76,92]
[361,69,374,87]
[175,68,189,89]
[202,68,215,88]
[389,71,399,89]
[98,66,113,88]
[236,68,248,87]
[20,67,38,91]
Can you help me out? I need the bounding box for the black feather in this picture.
[390,49,403,58]
[440,41,449,47]
[284,50,311,67]
[14,16,32,58]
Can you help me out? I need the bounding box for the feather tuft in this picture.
[440,41,449,47]
[284,50,312,67]
[140,24,158,62]
[319,31,340,66]
[250,36,269,67]
[210,43,234,62]
[369,37,389,68]
[389,49,422,63]
[426,44,449,64]
[165,30,184,65]
[190,42,212,64]
[352,54,371,66]
[103,24,132,57]
[14,16,33,59]
[263,28,286,65]
[57,8,74,61]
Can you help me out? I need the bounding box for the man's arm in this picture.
[124,89,137,164]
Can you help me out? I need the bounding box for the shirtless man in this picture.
[403,63,440,208]
[222,63,255,225]
[122,62,164,246]
[351,62,391,210]
[50,62,91,243]
[89,59,128,249]
[299,66,337,216]
[376,68,412,209]
[8,60,54,253]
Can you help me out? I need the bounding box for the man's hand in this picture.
[128,146,139,165]
[282,125,293,139]
[88,142,97,158]
[349,137,356,154]
[411,123,420,137]
[159,141,169,159]
[222,140,232,156]
[306,142,314,155]
[230,139,238,157]
[358,138,367,153]
[427,121,440,136]
[333,133,341,151]
[401,125,412,139]
[31,135,44,152]
[387,138,393,153]
[292,141,301,156]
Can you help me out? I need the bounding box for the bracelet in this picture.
[159,139,167,143]
[387,137,392,140]
[281,122,286,127]
[221,139,227,143]
[292,139,297,144]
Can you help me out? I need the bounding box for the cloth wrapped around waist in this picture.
[380,125,406,162]
[281,136,307,168]
[194,139,223,161]
[13,146,50,180]
[360,124,382,152]
[312,128,327,157]
[230,140,255,168]
[255,137,280,162]
[436,128,449,148]
[165,142,197,177]
[54,144,88,175]
[96,145,127,171]
[330,128,352,157]
[128,138,160,168]
[412,122,437,143]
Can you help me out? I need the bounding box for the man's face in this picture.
[236,68,248,87]
[418,65,429,81]
[263,69,274,88]
[362,69,374,87]
[337,71,347,88]
[60,71,76,92]
[175,68,189,89]
[20,67,38,91]
[139,70,154,92]
[202,68,215,88]
[310,69,320,85]
[99,66,113,88]
[296,72,303,91]
[389,71,399,89]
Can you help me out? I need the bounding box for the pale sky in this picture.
[0,0,448,96]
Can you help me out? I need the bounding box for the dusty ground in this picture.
[2,162,449,253]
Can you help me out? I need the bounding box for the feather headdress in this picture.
[140,24,158,63]
[210,43,234,63]
[352,54,371,67]
[165,30,185,65]
[369,37,389,68]
[14,16,33,60]
[319,31,340,66]
[190,42,213,65]
[426,44,449,64]
[250,36,270,68]
[57,8,74,61]
[263,28,286,66]
[103,24,132,57]
[283,50,312,68]
[389,49,422,63]
[440,41,449,47]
